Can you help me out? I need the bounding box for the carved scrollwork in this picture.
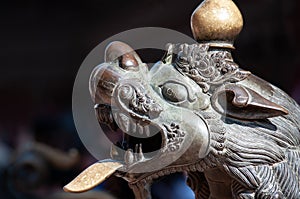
[163,123,186,152]
[115,82,163,120]
[165,43,251,92]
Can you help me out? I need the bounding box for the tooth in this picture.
[137,123,143,135]
[134,144,139,161]
[110,144,119,159]
[113,113,119,125]
[131,122,137,134]
[113,113,118,119]
[119,113,130,132]
[124,149,134,166]
[144,126,150,137]
[136,144,144,161]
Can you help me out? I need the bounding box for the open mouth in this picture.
[98,106,166,168]
[63,107,166,194]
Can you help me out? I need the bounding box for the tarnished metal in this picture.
[65,0,300,198]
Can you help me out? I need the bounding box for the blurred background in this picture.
[0,0,299,198]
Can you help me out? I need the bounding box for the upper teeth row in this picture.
[115,112,151,137]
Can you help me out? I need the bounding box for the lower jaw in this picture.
[122,160,210,199]
[121,158,209,185]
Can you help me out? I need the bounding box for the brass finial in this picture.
[191,0,243,49]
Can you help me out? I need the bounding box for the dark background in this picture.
[0,0,300,198]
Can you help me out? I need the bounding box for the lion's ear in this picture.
[211,84,288,120]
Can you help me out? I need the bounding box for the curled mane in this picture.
[214,85,300,192]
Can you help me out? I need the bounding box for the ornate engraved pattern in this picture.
[187,171,210,199]
[116,83,163,120]
[163,123,186,152]
[166,43,250,92]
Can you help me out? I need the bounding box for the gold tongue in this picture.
[63,161,123,193]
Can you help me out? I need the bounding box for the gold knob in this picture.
[191,0,243,48]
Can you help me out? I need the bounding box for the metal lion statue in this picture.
[64,0,300,198]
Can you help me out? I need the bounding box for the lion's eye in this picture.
[161,83,188,103]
